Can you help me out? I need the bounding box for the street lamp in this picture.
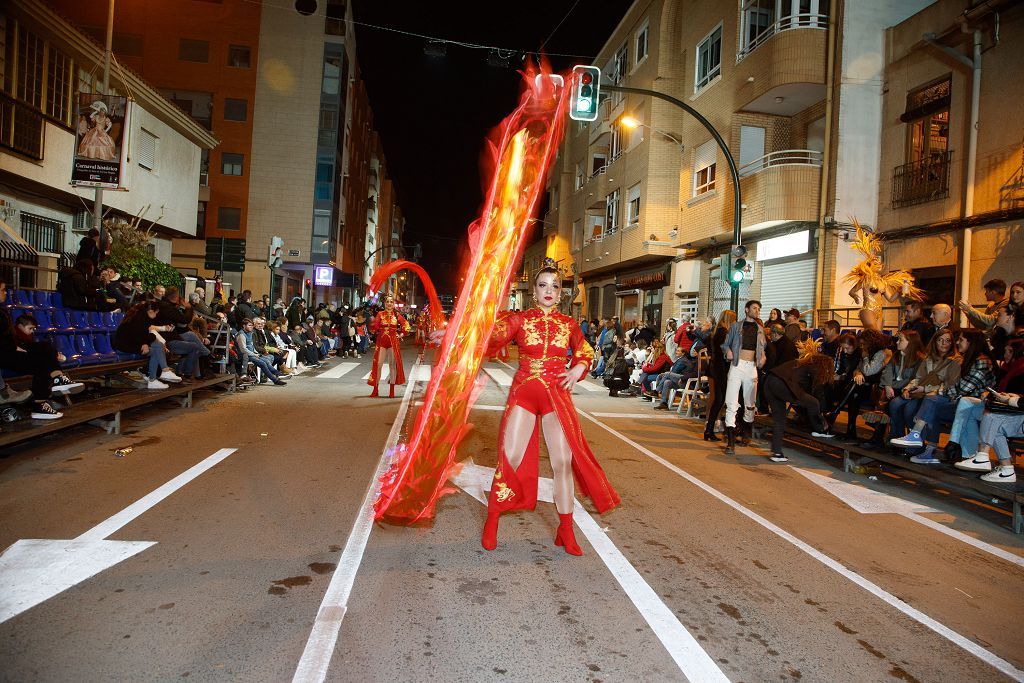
[619,116,685,153]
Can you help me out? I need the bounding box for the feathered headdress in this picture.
[843,219,923,301]
[796,336,821,362]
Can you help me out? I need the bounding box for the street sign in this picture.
[204,237,246,272]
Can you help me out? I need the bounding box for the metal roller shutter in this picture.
[758,257,816,321]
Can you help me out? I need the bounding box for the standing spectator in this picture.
[900,301,935,346]
[722,301,767,454]
[783,309,804,342]
[76,228,101,271]
[958,278,1008,330]
[591,319,617,378]
[236,290,257,322]
[286,296,305,330]
[354,313,369,355]
[602,340,631,397]
[704,310,736,442]
[1006,281,1024,314]
[579,316,590,341]
[989,306,1024,361]
[767,308,783,326]
[113,300,182,389]
[335,307,356,357]
[663,318,678,360]
[674,315,695,358]
[57,259,101,311]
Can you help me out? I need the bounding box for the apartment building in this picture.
[0,0,216,285]
[876,0,1023,310]
[542,0,942,329]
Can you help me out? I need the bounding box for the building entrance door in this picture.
[620,293,639,325]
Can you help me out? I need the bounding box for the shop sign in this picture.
[618,270,667,289]
[314,265,334,286]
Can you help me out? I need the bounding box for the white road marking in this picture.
[482,367,513,387]
[793,469,1024,568]
[0,448,238,624]
[450,462,728,682]
[411,364,433,382]
[578,410,1024,681]
[361,366,389,383]
[293,361,420,683]
[315,363,359,379]
[413,401,505,412]
[590,412,679,420]
[575,379,606,392]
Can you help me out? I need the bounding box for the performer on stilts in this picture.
[478,262,620,555]
[368,294,411,398]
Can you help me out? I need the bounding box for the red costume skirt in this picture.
[488,376,620,515]
[368,331,405,385]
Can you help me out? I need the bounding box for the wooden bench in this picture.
[752,415,1024,534]
[0,373,236,449]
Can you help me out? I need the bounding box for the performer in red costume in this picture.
[481,264,620,555]
[368,294,411,398]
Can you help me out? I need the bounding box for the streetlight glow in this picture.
[619,116,640,128]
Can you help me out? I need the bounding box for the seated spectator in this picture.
[291,323,322,368]
[191,289,213,318]
[765,323,798,372]
[950,338,1024,467]
[112,300,182,389]
[651,348,700,410]
[638,339,671,398]
[869,330,926,447]
[954,388,1024,483]
[253,317,289,374]
[931,303,957,335]
[602,340,632,397]
[958,278,1007,331]
[988,306,1024,361]
[152,284,166,301]
[783,309,804,342]
[235,318,286,385]
[892,330,995,463]
[0,300,83,419]
[763,352,837,462]
[888,328,960,443]
[157,287,210,380]
[819,320,842,359]
[1007,281,1024,314]
[835,329,890,441]
[267,321,298,372]
[900,301,935,346]
[824,332,859,415]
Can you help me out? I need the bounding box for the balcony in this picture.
[738,156,821,232]
[0,93,44,160]
[580,227,673,277]
[735,26,827,117]
[739,149,822,177]
[738,12,828,62]
[891,152,952,209]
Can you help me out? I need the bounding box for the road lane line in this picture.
[577,410,1024,681]
[450,462,728,681]
[292,360,420,683]
[76,448,238,542]
[315,363,359,379]
[590,412,679,420]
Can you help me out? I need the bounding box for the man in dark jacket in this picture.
[155,287,208,379]
[236,290,258,323]
[762,355,835,461]
[76,228,101,271]
[765,323,799,372]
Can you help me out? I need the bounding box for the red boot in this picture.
[389,383,395,398]
[369,383,379,397]
[481,508,500,551]
[554,513,583,556]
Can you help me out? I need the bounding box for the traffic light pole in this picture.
[603,84,743,312]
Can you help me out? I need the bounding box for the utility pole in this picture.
[93,0,116,254]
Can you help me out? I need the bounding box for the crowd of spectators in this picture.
[581,277,1024,483]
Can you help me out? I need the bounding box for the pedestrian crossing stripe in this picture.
[315,363,359,379]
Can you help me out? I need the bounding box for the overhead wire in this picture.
[240,0,597,60]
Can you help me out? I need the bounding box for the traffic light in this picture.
[730,245,748,284]
[569,65,601,122]
[268,236,284,268]
[716,254,732,285]
[305,278,312,288]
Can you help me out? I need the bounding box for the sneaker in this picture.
[980,467,1017,483]
[51,375,84,394]
[769,453,789,463]
[30,401,63,419]
[272,379,287,386]
[811,431,835,438]
[159,370,182,383]
[0,387,32,404]
[954,455,993,472]
[146,378,169,390]
[891,431,923,447]
[909,446,940,464]
[654,402,669,411]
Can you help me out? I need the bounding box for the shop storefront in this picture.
[617,266,669,331]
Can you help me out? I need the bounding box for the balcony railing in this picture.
[892,151,952,208]
[0,93,45,160]
[737,12,828,61]
[738,149,822,177]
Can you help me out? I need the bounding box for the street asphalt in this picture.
[0,346,1021,682]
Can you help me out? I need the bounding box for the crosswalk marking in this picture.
[361,366,389,382]
[482,367,513,387]
[315,363,359,379]
[575,378,606,392]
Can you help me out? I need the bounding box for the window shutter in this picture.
[739,126,766,169]
[694,139,717,172]
[137,129,157,170]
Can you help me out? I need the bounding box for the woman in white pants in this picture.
[721,300,767,455]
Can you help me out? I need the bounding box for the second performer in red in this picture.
[368,294,411,398]
[481,265,620,555]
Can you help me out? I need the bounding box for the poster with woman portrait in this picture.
[71,93,132,189]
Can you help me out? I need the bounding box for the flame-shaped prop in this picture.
[374,65,567,525]
[368,259,444,330]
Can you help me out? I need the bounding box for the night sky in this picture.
[353,0,632,293]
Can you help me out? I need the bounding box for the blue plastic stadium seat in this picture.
[49,292,63,308]
[33,290,53,309]
[53,334,81,368]
[87,311,104,328]
[111,311,125,326]
[69,310,90,330]
[810,329,823,341]
[49,309,76,334]
[32,309,56,334]
[11,290,34,308]
[100,311,117,330]
[91,333,118,362]
[73,334,103,365]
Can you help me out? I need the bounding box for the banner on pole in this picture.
[71,93,132,190]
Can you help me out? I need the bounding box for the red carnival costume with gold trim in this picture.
[485,307,620,516]
[369,307,411,389]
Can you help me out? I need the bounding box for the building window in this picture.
[322,55,341,95]
[137,129,157,171]
[693,139,717,196]
[45,46,73,125]
[218,207,241,231]
[178,38,210,63]
[893,76,952,208]
[740,0,828,57]
[228,45,251,68]
[572,219,583,251]
[605,189,620,236]
[627,183,641,226]
[695,24,722,93]
[197,201,207,233]
[221,152,243,176]
[17,26,44,109]
[315,160,333,201]
[610,124,623,160]
[591,153,607,177]
[634,22,649,66]
[574,161,584,191]
[738,125,766,174]
[19,213,64,254]
[224,98,247,121]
